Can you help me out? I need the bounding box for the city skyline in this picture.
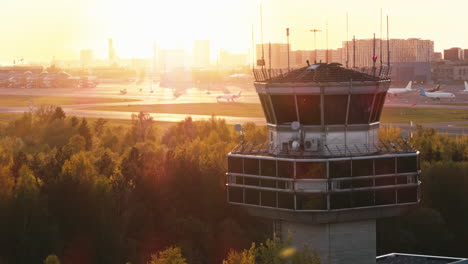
[1,0,468,62]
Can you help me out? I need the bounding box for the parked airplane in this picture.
[419,85,455,101]
[461,81,468,92]
[216,91,241,102]
[387,81,412,96]
[428,83,441,92]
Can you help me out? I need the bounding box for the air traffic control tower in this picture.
[226,64,420,264]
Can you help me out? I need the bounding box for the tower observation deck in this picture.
[225,63,420,264]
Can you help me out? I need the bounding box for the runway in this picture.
[0,82,468,135]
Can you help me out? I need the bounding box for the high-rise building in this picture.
[219,50,248,69]
[444,47,463,61]
[342,38,434,68]
[193,40,210,68]
[158,49,186,71]
[80,49,93,68]
[256,43,289,69]
[108,38,116,64]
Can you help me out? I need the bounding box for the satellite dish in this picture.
[234,124,242,132]
[291,121,301,131]
[291,140,301,150]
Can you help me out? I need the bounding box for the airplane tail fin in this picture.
[418,85,426,96]
[464,81,468,91]
[238,91,242,97]
[405,81,413,90]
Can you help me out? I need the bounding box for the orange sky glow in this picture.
[1,0,467,62]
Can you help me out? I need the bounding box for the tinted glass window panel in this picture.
[235,176,244,185]
[261,191,276,207]
[228,157,243,173]
[330,160,351,178]
[260,159,276,177]
[375,189,396,205]
[352,179,373,188]
[261,179,276,188]
[375,158,395,175]
[397,156,417,173]
[245,189,260,205]
[352,159,373,176]
[296,162,326,179]
[397,187,418,203]
[375,177,395,186]
[277,161,294,178]
[324,95,348,125]
[296,95,321,125]
[244,158,259,175]
[348,94,374,124]
[331,192,352,209]
[277,192,295,209]
[296,194,327,210]
[371,92,386,122]
[259,94,275,124]
[244,177,259,186]
[228,187,243,203]
[270,95,298,124]
[352,191,374,207]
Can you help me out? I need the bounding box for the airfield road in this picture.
[0,82,468,135]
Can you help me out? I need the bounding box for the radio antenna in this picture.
[251,24,255,70]
[380,8,383,68]
[387,15,390,67]
[260,3,265,69]
[346,13,349,68]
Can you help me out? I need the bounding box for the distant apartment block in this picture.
[256,43,289,69]
[219,50,247,69]
[433,61,468,81]
[193,40,210,68]
[342,38,434,68]
[444,47,463,61]
[80,49,93,68]
[158,49,186,71]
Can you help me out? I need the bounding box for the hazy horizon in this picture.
[1,0,467,62]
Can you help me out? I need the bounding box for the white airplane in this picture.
[216,91,241,102]
[387,81,412,96]
[419,85,455,101]
[461,81,468,92]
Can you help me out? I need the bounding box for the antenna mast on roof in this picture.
[353,35,356,68]
[387,15,390,67]
[326,21,329,63]
[286,28,290,72]
[260,3,265,69]
[346,13,349,68]
[252,24,255,70]
[380,8,383,68]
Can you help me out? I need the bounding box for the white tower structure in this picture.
[226,63,420,264]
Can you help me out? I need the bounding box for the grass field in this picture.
[0,113,174,131]
[83,103,468,124]
[381,107,468,123]
[0,95,139,107]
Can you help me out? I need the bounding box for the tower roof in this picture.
[254,63,391,83]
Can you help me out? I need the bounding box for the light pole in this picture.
[309,28,321,64]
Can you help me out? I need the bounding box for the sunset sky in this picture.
[1,0,467,62]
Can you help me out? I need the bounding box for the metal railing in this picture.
[253,65,392,83]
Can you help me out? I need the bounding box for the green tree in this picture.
[148,247,187,264]
[78,118,92,150]
[44,254,60,264]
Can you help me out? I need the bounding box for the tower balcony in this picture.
[226,140,420,221]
